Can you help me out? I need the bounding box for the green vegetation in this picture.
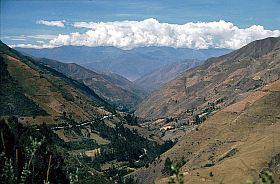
[165,157,186,184]
[0,118,68,183]
[246,171,276,184]
[124,113,139,126]
[162,157,173,176]
[75,120,175,181]
[0,117,113,184]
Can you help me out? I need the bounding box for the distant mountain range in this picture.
[15,46,232,80]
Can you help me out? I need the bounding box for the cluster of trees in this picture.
[82,120,174,181]
[161,157,187,184]
[124,113,139,126]
[0,117,115,184]
[90,120,174,164]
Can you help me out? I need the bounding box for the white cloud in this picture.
[17,19,280,49]
[10,43,55,49]
[4,34,57,41]
[37,20,66,27]
[27,34,57,40]
[3,36,27,41]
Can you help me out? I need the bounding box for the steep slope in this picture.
[0,40,113,124]
[134,59,202,92]
[132,79,280,184]
[36,58,146,110]
[15,46,231,80]
[136,37,280,119]
[1,41,174,183]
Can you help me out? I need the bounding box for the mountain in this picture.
[0,41,114,124]
[36,58,146,110]
[134,59,202,92]
[135,37,280,120]
[15,46,231,80]
[132,79,280,183]
[0,41,174,184]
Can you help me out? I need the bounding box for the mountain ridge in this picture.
[36,57,146,110]
[0,40,114,124]
[135,37,280,119]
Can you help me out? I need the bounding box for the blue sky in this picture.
[1,0,280,49]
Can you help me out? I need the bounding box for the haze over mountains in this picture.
[134,59,202,92]
[15,46,231,81]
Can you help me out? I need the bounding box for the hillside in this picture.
[0,41,174,183]
[15,46,231,80]
[36,58,146,110]
[136,37,280,120]
[134,59,202,92]
[132,79,280,184]
[0,41,113,124]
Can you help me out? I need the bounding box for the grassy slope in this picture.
[132,80,280,184]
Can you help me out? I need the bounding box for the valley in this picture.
[1,36,280,184]
[0,41,174,184]
[2,0,280,183]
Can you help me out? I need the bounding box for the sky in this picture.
[1,0,280,49]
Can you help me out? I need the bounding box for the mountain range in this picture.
[2,36,280,184]
[132,36,280,183]
[15,46,231,80]
[0,40,172,184]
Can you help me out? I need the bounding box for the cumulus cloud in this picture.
[16,19,280,49]
[37,20,66,27]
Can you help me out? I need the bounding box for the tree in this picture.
[162,157,172,176]
[166,157,186,184]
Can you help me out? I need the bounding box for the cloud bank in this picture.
[14,19,280,49]
[37,20,66,27]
